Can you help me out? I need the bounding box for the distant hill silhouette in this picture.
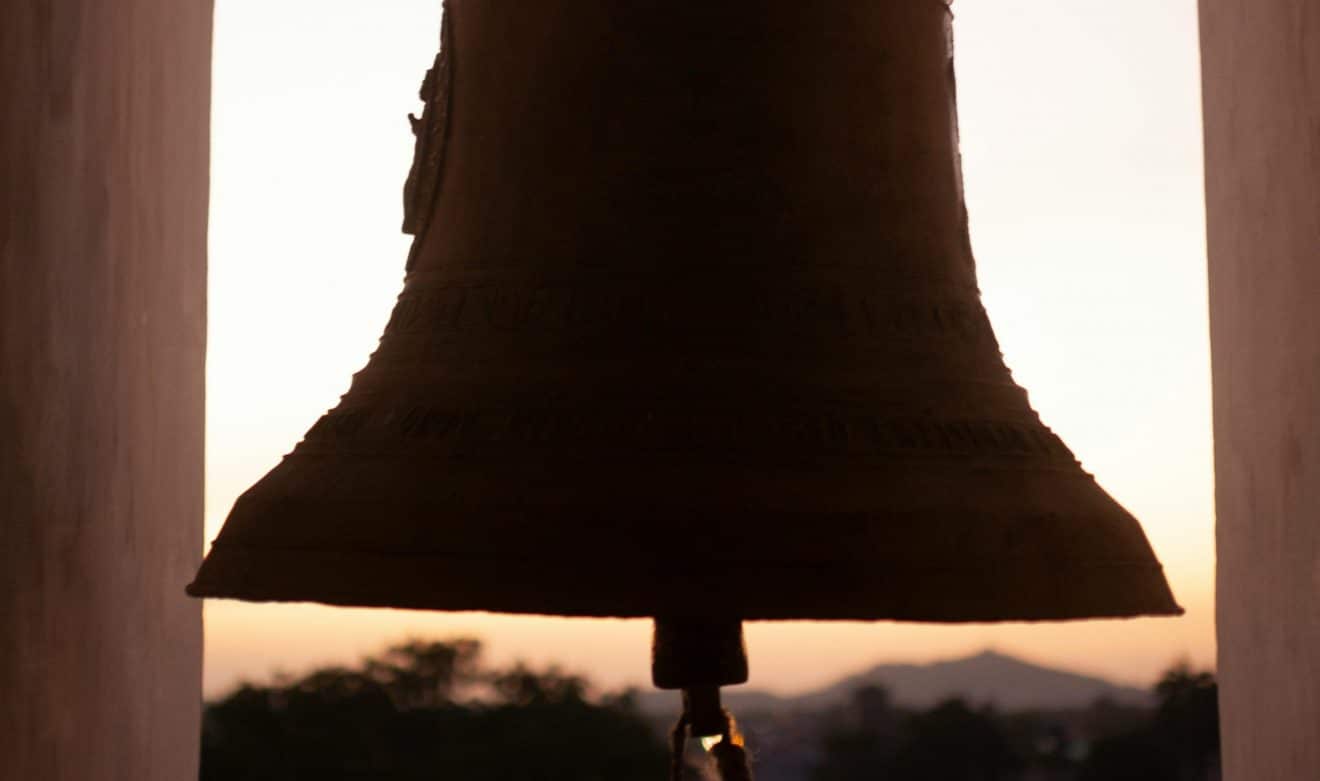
[640,650,1151,717]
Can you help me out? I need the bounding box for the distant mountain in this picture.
[639,650,1151,717]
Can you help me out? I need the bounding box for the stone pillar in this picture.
[0,1,210,779]
[1201,1,1320,778]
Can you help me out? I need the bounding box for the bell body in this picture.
[190,0,1181,621]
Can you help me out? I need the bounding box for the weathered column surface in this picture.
[1201,1,1320,778]
[0,1,210,779]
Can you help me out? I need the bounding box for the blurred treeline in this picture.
[201,638,1218,781]
[201,638,665,780]
[804,664,1220,781]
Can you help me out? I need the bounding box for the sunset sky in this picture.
[204,0,1212,698]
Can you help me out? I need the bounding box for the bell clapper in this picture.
[652,617,754,779]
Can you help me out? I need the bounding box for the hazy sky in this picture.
[205,0,1212,698]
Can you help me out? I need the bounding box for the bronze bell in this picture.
[189,0,1180,759]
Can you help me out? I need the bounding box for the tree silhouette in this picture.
[812,663,1220,781]
[812,691,1019,781]
[1082,662,1219,781]
[201,638,665,781]
[364,637,482,708]
[887,699,1021,781]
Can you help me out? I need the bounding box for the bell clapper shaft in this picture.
[652,617,754,778]
[680,685,727,738]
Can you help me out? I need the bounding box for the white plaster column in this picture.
[0,1,211,778]
[1201,1,1320,777]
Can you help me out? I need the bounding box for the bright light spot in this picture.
[698,714,745,751]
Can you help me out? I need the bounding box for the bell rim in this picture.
[187,542,1184,622]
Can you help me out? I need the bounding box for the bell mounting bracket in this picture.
[651,616,749,737]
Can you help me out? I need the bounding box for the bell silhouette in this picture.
[189,0,1180,755]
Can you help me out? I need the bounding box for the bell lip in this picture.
[184,589,1187,624]
[185,544,1184,623]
